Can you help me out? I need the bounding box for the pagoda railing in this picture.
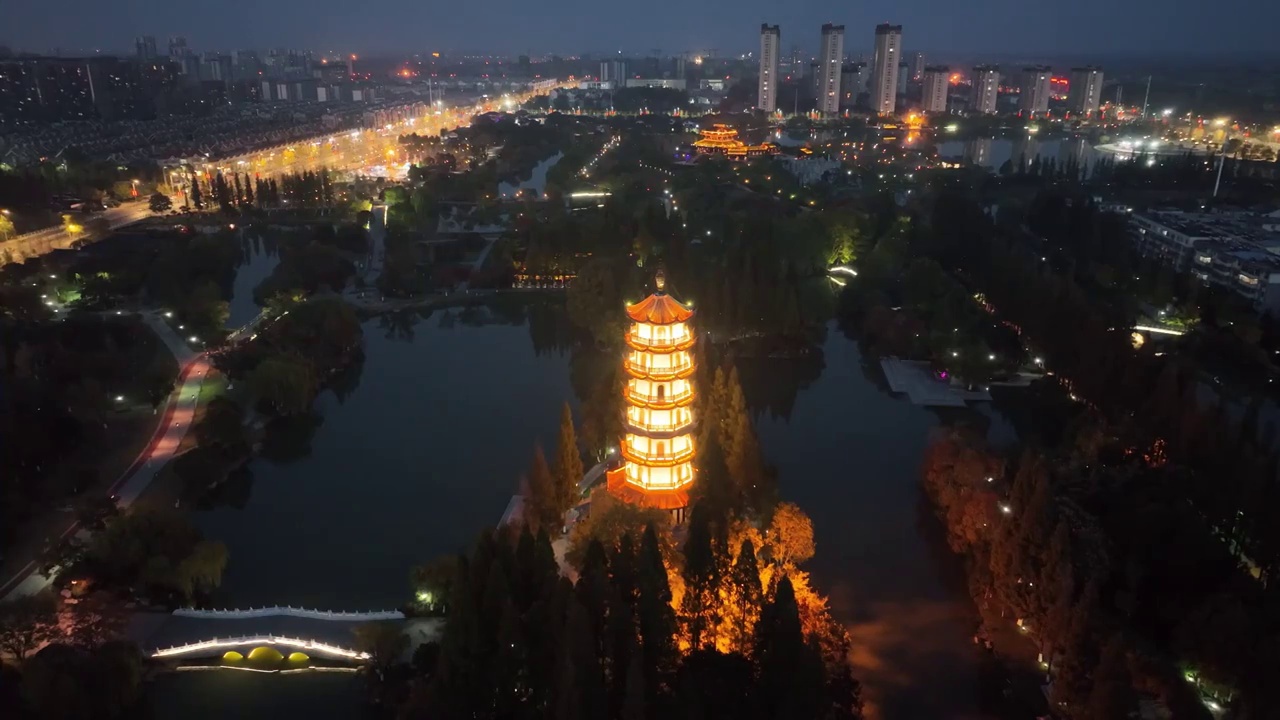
[626,331,694,349]
[625,387,694,408]
[621,443,695,467]
[624,415,695,435]
[625,357,693,379]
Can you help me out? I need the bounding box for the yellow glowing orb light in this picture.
[288,652,310,663]
[1131,331,1146,349]
[222,651,244,662]
[247,646,285,663]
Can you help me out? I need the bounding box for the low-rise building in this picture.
[1131,210,1280,312]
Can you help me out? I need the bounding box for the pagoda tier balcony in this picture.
[623,415,696,438]
[625,331,696,353]
[625,386,694,409]
[624,357,694,380]
[620,442,696,467]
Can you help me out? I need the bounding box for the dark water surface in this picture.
[161,308,997,719]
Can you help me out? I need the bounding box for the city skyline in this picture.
[7,1,1280,58]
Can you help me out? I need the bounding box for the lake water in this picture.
[498,152,563,198]
[227,232,280,328]
[937,136,1099,173]
[165,301,1000,719]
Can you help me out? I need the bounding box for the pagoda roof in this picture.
[626,293,693,325]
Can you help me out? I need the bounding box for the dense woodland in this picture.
[883,185,1280,718]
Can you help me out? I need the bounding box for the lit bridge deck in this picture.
[128,607,439,664]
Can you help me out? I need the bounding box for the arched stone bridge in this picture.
[129,607,440,664]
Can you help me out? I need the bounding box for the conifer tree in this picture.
[554,402,584,518]
[636,524,677,705]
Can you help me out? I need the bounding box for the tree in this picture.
[553,403,585,518]
[567,259,626,346]
[1087,637,1137,720]
[148,192,172,213]
[526,444,560,534]
[250,355,318,416]
[754,575,825,720]
[636,524,677,706]
[766,502,815,570]
[0,212,16,241]
[353,621,409,674]
[680,503,723,650]
[410,554,459,612]
[724,538,763,653]
[0,592,59,661]
[567,488,672,569]
[172,540,228,600]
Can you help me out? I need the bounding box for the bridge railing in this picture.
[172,606,404,621]
[151,634,371,661]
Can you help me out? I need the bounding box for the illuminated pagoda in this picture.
[692,123,778,160]
[606,271,697,522]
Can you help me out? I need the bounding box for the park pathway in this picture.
[0,314,211,600]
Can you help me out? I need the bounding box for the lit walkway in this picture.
[0,314,210,600]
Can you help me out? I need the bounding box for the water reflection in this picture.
[191,301,992,718]
[228,231,281,328]
[938,136,1099,173]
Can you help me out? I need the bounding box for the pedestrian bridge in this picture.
[129,606,419,664]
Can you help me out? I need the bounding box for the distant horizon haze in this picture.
[6,1,1279,59]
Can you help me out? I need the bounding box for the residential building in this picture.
[871,23,902,115]
[972,65,999,114]
[1068,66,1104,116]
[758,24,780,113]
[817,24,844,114]
[625,78,686,90]
[910,51,925,81]
[921,65,949,113]
[1019,65,1052,114]
[840,62,868,109]
[897,62,909,95]
[600,58,629,84]
[135,36,157,60]
[1131,211,1280,313]
[167,36,188,57]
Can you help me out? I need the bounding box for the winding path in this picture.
[0,314,211,600]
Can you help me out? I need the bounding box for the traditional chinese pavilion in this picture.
[692,124,777,160]
[606,271,697,522]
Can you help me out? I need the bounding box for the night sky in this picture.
[7,0,1279,58]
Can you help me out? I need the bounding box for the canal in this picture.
[161,299,1005,719]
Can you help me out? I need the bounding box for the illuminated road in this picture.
[182,87,560,183]
[0,314,209,601]
[1,202,154,266]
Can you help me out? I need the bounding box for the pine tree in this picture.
[754,575,824,720]
[243,174,254,207]
[213,172,233,214]
[577,540,611,655]
[636,524,677,706]
[620,652,646,720]
[233,173,244,205]
[1087,637,1136,720]
[431,554,481,715]
[680,503,723,650]
[726,538,763,653]
[527,444,559,533]
[189,172,203,210]
[553,403,584,519]
[556,598,607,720]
